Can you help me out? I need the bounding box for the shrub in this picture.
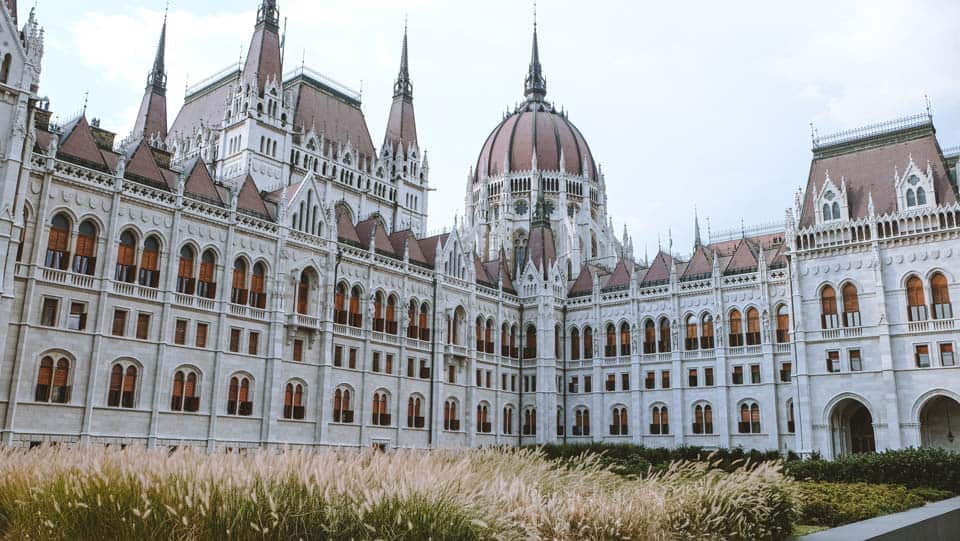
[535,443,784,477]
[795,481,953,527]
[0,445,797,540]
[784,448,960,494]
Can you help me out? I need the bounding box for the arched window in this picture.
[738,402,761,433]
[419,303,430,341]
[15,207,27,263]
[650,405,669,434]
[443,399,459,431]
[822,203,832,220]
[832,202,840,220]
[485,319,494,353]
[524,325,537,359]
[574,407,590,436]
[916,187,927,205]
[522,407,537,435]
[643,320,656,354]
[0,54,11,84]
[231,259,248,305]
[476,403,491,433]
[115,231,137,283]
[73,220,98,275]
[931,273,953,319]
[786,399,796,433]
[348,286,362,328]
[386,295,399,334]
[170,369,199,412]
[296,271,313,316]
[107,363,138,409]
[333,283,347,322]
[693,404,714,434]
[250,263,267,309]
[35,355,71,404]
[333,387,353,423]
[407,395,424,427]
[746,308,761,345]
[700,314,715,349]
[820,286,839,329]
[620,322,631,356]
[500,322,510,356]
[658,318,671,353]
[685,315,699,350]
[502,405,514,434]
[728,309,743,346]
[838,283,860,327]
[408,300,419,339]
[176,245,196,294]
[227,374,252,416]
[906,189,917,207]
[570,328,580,361]
[583,326,593,359]
[610,407,628,436]
[374,292,386,332]
[138,236,160,288]
[776,305,790,343]
[605,324,617,357]
[510,324,519,359]
[907,276,927,321]
[283,382,305,420]
[197,250,217,299]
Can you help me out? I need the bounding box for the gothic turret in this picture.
[382,22,418,155]
[243,0,282,94]
[524,20,546,101]
[131,13,168,143]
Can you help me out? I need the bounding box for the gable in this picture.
[183,159,223,205]
[58,117,108,170]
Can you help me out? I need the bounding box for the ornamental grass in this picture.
[0,445,795,540]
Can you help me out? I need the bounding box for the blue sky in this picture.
[34,0,960,255]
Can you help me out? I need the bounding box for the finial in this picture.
[82,91,88,115]
[924,94,932,118]
[693,205,702,247]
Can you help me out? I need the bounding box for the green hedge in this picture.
[784,448,960,494]
[796,481,953,527]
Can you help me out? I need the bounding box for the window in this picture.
[787,400,796,433]
[524,325,537,359]
[746,308,761,345]
[658,319,671,352]
[620,322,631,356]
[849,349,862,372]
[502,373,508,390]
[349,348,358,369]
[511,374,516,391]
[476,403,491,433]
[248,332,259,355]
[115,231,137,283]
[45,213,70,270]
[250,263,267,309]
[700,314,715,349]
[170,369,199,412]
[419,359,429,379]
[738,403,761,433]
[605,373,615,391]
[941,343,955,367]
[348,286,362,328]
[569,376,579,393]
[283,382,305,420]
[334,346,344,367]
[197,250,217,299]
[650,405,669,434]
[661,370,670,389]
[826,351,840,372]
[931,273,953,319]
[693,404,713,434]
[522,407,536,435]
[407,395,424,428]
[907,276,928,321]
[443,399,460,431]
[584,375,592,393]
[583,326,593,359]
[67,302,87,331]
[176,245,196,294]
[685,315,698,350]
[610,407,628,436]
[502,406,514,434]
[645,371,655,389]
[605,324,616,357]
[780,362,792,382]
[729,310,744,346]
[174,319,188,345]
[196,323,208,348]
[704,367,714,386]
[776,306,790,343]
[41,298,59,327]
[842,284,861,327]
[688,368,698,387]
[485,370,490,388]
[333,387,353,422]
[820,286,839,329]
[107,363,138,408]
[448,364,456,384]
[750,364,761,384]
[293,339,304,362]
[227,375,252,416]
[573,408,590,436]
[732,365,743,384]
[231,259,248,305]
[621,373,630,391]
[112,310,127,336]
[35,356,71,403]
[915,345,930,368]
[643,320,656,354]
[136,313,151,340]
[229,329,241,352]
[73,220,97,275]
[139,236,160,288]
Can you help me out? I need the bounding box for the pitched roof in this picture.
[236,174,271,218]
[58,116,109,170]
[419,234,448,266]
[124,140,169,189]
[287,77,375,162]
[569,265,594,296]
[335,204,361,245]
[724,239,758,274]
[681,245,713,280]
[168,73,238,140]
[641,251,673,285]
[131,90,167,142]
[604,258,634,290]
[475,255,495,287]
[243,23,282,93]
[182,158,223,205]
[527,224,556,278]
[355,215,395,255]
[388,230,429,266]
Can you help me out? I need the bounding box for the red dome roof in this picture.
[475,100,597,181]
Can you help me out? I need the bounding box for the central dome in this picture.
[475,100,596,181]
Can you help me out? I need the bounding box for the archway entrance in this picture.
[919,395,960,451]
[830,398,875,457]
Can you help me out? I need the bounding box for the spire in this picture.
[131,10,169,143]
[243,0,282,93]
[393,18,412,99]
[383,20,418,154]
[146,9,167,94]
[693,206,702,247]
[524,3,547,101]
[256,0,280,30]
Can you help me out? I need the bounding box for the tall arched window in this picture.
[333,387,353,423]
[643,320,656,353]
[610,407,628,435]
[35,356,70,404]
[107,363,138,409]
[197,250,217,299]
[476,403,491,433]
[605,324,616,357]
[139,236,160,288]
[500,322,510,356]
[231,259,248,305]
[348,286,362,328]
[685,315,698,350]
[409,300,420,339]
[485,319,494,353]
[570,328,580,361]
[658,318,671,353]
[115,231,137,283]
[693,404,714,434]
[555,325,562,358]
[283,382,305,420]
[333,283,347,323]
[250,263,267,309]
[15,207,27,263]
[510,324,519,359]
[701,314,714,349]
[583,326,593,359]
[407,395,424,427]
[776,305,790,343]
[443,399,459,431]
[170,369,199,412]
[298,271,314,316]
[650,405,669,434]
[176,245,196,294]
[842,283,861,327]
[522,407,537,435]
[0,54,11,84]
[419,303,430,341]
[917,187,927,205]
[574,407,590,436]
[227,375,252,416]
[524,325,537,359]
[786,400,796,433]
[820,286,839,329]
[746,308,761,345]
[906,189,917,207]
[931,273,953,319]
[374,292,386,332]
[386,296,399,334]
[502,405,514,434]
[907,276,927,321]
[738,402,761,433]
[620,322,631,356]
[73,220,98,275]
[728,309,744,346]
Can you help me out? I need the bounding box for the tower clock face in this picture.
[514,199,528,216]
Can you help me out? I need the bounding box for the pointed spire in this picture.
[146,9,167,94]
[693,206,702,247]
[131,10,169,143]
[524,2,547,101]
[256,0,280,30]
[393,17,412,99]
[244,0,282,92]
[383,20,418,153]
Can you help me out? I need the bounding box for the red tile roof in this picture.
[604,258,634,290]
[724,239,758,274]
[355,215,395,255]
[287,78,375,162]
[58,116,109,170]
[243,25,282,93]
[131,89,167,141]
[124,140,169,189]
[335,204,361,245]
[569,265,594,296]
[183,158,223,205]
[681,245,713,279]
[169,74,237,141]
[383,95,417,154]
[419,234,448,267]
[236,174,271,218]
[641,251,673,285]
[388,230,429,267]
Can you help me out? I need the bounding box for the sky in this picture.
[32,0,960,257]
